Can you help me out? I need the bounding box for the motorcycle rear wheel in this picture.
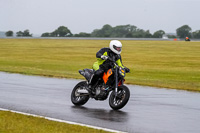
[109,85,130,110]
[71,81,90,106]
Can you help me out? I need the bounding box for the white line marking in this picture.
[0,108,126,133]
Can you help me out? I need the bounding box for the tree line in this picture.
[5,24,200,39]
[5,29,32,37]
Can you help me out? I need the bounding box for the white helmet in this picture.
[109,40,122,54]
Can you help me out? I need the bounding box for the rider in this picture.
[89,40,130,90]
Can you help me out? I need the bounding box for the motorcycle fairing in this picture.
[103,69,113,84]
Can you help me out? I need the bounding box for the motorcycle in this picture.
[71,57,130,110]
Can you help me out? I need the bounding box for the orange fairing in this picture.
[103,69,113,84]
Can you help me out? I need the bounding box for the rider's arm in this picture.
[96,48,108,58]
[116,55,125,68]
[116,55,130,72]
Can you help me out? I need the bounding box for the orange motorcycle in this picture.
[71,58,130,110]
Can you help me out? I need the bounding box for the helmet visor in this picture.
[113,45,122,52]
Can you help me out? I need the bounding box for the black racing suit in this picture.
[90,47,124,86]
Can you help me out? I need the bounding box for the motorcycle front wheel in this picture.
[71,81,90,106]
[109,85,130,110]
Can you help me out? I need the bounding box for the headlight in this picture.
[119,67,126,77]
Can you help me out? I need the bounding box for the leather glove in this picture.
[125,67,130,73]
[101,55,108,60]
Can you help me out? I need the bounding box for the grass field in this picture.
[0,110,110,133]
[0,39,199,91]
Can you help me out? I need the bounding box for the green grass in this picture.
[0,39,200,91]
[0,110,111,133]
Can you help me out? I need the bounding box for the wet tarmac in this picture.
[0,72,200,133]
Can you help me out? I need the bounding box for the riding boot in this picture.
[88,74,98,91]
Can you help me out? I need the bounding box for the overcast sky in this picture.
[0,0,199,35]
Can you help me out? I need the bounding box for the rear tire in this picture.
[71,81,90,106]
[109,85,130,110]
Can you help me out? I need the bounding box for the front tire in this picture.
[109,85,130,110]
[71,81,90,106]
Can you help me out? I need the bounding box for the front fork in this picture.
[114,68,124,97]
[115,68,118,97]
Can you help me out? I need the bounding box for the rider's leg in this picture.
[89,68,104,90]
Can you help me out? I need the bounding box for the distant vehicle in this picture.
[162,35,169,40]
[71,57,130,110]
[185,37,190,41]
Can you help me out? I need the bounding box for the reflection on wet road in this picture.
[0,72,200,133]
[71,106,129,123]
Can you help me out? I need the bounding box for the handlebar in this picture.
[107,57,114,62]
[107,56,119,68]
[107,56,130,73]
